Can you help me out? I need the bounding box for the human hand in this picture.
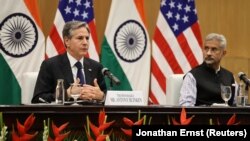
[79,78,104,101]
[66,78,82,98]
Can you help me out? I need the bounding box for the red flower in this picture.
[171,107,195,125]
[12,113,38,141]
[217,113,240,125]
[121,128,132,137]
[86,108,115,141]
[48,121,70,141]
[121,117,144,136]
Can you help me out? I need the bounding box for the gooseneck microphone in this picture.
[238,72,250,86]
[102,68,121,85]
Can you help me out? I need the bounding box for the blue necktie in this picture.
[75,61,85,84]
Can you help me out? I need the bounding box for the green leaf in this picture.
[0,112,3,129]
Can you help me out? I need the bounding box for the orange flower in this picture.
[86,108,115,141]
[216,113,240,125]
[12,113,38,141]
[171,107,195,125]
[96,134,108,141]
[48,121,70,141]
[121,128,132,137]
[121,117,144,136]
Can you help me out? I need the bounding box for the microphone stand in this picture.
[105,76,120,90]
[109,79,114,90]
[245,84,249,91]
[245,84,249,104]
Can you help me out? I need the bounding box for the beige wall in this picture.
[38,0,250,82]
[196,0,250,83]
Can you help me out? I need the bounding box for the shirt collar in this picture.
[215,66,221,74]
[67,52,84,68]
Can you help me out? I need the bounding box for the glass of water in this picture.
[70,83,82,105]
[220,85,232,106]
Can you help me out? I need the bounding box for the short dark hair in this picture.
[62,21,90,39]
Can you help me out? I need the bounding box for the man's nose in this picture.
[83,38,88,43]
[206,49,212,55]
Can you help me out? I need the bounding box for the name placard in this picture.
[105,90,147,106]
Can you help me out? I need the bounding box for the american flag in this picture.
[149,0,203,105]
[46,0,99,61]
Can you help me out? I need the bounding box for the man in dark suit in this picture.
[31,21,106,103]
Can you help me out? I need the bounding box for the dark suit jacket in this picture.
[31,53,107,103]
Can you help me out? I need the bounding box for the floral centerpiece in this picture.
[0,107,241,140]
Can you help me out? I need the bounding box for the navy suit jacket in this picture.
[31,53,107,103]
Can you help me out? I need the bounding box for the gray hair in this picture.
[62,21,90,39]
[205,33,227,49]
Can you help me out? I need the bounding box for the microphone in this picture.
[39,97,50,104]
[102,68,120,85]
[238,72,250,86]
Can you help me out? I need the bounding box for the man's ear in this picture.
[64,37,70,48]
[222,49,227,56]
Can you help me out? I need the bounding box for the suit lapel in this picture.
[83,59,92,85]
[60,53,74,86]
[59,54,93,86]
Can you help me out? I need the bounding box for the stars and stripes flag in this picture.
[46,0,99,61]
[149,0,203,105]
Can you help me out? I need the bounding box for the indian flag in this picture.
[0,0,45,105]
[101,0,151,103]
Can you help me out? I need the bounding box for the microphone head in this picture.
[238,72,245,78]
[101,67,109,75]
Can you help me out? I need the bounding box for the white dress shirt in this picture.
[179,72,237,106]
[179,72,197,106]
[67,52,86,82]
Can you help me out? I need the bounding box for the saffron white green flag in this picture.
[101,0,151,103]
[0,0,45,105]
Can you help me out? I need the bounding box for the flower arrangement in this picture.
[43,119,49,141]
[0,125,7,141]
[211,113,240,125]
[121,116,144,137]
[0,108,242,140]
[171,107,195,125]
[0,112,7,141]
[85,108,115,141]
[48,121,70,141]
[12,113,38,140]
[120,110,151,140]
